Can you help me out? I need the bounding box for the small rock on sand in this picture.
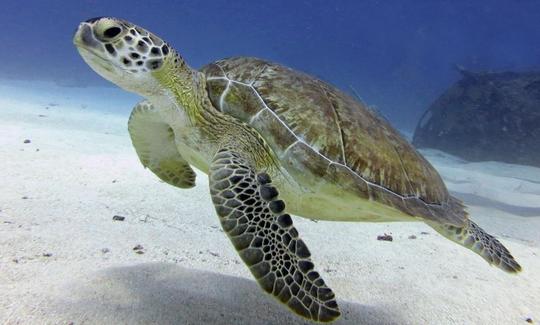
[408,235,417,239]
[23,139,31,144]
[112,215,125,221]
[377,234,393,242]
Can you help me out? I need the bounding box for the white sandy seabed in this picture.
[0,79,539,325]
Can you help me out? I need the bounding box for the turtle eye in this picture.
[104,26,121,39]
[94,21,124,42]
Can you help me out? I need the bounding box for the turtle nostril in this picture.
[103,26,122,39]
[78,24,99,47]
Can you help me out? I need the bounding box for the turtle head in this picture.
[74,17,176,96]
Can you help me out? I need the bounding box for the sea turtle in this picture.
[73,17,521,322]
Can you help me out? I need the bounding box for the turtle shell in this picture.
[202,57,466,226]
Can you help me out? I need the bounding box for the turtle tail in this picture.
[429,220,522,273]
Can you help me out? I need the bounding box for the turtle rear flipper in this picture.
[209,149,340,323]
[128,100,196,188]
[429,220,522,273]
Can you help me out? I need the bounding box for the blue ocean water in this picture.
[1,0,539,130]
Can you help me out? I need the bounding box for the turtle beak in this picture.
[73,22,100,49]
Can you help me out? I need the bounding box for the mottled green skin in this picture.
[202,57,468,226]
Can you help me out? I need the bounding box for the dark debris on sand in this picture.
[377,233,393,241]
[133,244,145,254]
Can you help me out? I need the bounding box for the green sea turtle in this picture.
[73,17,521,323]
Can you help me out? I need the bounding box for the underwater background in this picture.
[2,0,540,130]
[1,1,540,324]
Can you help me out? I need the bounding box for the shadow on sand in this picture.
[58,263,403,325]
[455,192,540,217]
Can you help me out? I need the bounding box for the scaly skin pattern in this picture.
[210,150,340,322]
[430,220,521,273]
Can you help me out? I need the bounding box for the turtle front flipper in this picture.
[128,100,196,188]
[209,149,340,323]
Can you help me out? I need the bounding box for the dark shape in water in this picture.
[413,68,540,167]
